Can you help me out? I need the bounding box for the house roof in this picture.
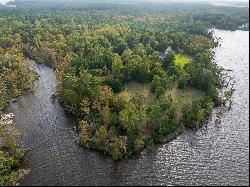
[159,47,173,60]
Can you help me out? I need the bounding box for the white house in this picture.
[159,47,173,60]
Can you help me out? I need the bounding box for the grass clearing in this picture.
[117,81,204,113]
[166,84,205,119]
[116,81,156,105]
[174,54,192,69]
[167,85,204,106]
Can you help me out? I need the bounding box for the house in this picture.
[159,47,173,61]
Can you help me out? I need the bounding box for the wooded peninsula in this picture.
[0,0,249,185]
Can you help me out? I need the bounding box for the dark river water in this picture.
[6,29,249,186]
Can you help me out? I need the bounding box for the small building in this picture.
[159,47,173,61]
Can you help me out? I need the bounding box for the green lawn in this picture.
[174,54,191,69]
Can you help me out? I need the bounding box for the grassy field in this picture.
[167,85,204,105]
[116,81,156,105]
[174,54,191,69]
[117,81,204,112]
[166,84,204,119]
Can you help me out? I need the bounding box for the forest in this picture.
[0,0,248,185]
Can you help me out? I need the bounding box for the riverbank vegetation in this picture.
[0,13,37,185]
[0,0,248,161]
[0,48,38,111]
[0,117,27,186]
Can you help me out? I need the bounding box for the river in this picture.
[5,29,249,186]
